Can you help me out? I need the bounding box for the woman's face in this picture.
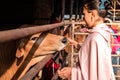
[83,8,94,28]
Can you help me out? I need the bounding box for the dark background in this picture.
[0,0,119,30]
[0,0,34,30]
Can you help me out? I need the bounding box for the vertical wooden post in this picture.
[61,0,65,21]
[75,0,78,21]
[70,0,73,21]
[113,0,117,21]
[69,1,74,80]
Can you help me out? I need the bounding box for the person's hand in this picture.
[80,28,89,33]
[67,37,78,48]
[57,67,72,79]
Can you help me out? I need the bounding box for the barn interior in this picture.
[0,0,120,80]
[0,0,120,29]
[0,0,80,30]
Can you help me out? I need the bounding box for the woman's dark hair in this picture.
[83,0,106,18]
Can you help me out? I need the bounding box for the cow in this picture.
[0,31,68,80]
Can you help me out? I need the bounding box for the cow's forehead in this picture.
[31,33,41,37]
[30,33,61,39]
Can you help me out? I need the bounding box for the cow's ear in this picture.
[16,48,24,58]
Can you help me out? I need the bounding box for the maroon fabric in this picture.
[42,59,60,80]
[51,20,60,23]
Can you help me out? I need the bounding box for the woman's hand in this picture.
[57,67,72,79]
[67,37,78,48]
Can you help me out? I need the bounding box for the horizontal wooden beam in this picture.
[0,22,72,43]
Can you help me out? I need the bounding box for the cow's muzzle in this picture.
[62,37,67,44]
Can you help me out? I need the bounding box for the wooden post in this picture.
[113,0,117,21]
[61,0,65,21]
[75,0,78,21]
[70,0,73,21]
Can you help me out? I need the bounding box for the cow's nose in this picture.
[62,37,67,44]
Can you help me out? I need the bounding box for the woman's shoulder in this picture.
[89,32,105,42]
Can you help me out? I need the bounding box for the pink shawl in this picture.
[72,24,115,80]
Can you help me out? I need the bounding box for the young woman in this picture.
[58,0,115,80]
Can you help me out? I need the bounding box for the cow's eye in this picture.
[31,37,38,41]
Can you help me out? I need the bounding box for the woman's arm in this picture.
[67,37,81,50]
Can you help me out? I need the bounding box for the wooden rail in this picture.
[0,21,72,43]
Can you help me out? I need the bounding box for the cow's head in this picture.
[16,32,68,58]
[15,32,68,79]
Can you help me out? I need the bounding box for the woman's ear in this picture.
[90,11,94,22]
[16,48,24,58]
[91,10,99,21]
[91,10,97,17]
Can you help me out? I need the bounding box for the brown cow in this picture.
[0,32,68,80]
